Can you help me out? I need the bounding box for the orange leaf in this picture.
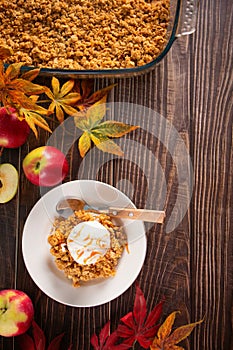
[150,312,203,350]
[7,91,38,109]
[0,45,13,60]
[13,79,45,94]
[76,83,115,110]
[85,84,116,105]
[166,319,204,346]
[157,311,178,341]
[5,62,24,80]
[21,68,40,82]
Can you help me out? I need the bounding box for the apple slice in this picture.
[0,163,19,203]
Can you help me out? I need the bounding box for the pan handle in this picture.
[176,0,199,37]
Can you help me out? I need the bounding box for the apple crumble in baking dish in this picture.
[48,210,127,287]
[0,0,170,70]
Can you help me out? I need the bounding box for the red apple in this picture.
[0,107,30,148]
[0,289,34,337]
[22,146,69,187]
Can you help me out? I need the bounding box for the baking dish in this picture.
[24,0,197,78]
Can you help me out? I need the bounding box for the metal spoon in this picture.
[56,198,165,223]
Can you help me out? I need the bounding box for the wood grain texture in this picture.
[0,0,232,349]
[190,0,233,349]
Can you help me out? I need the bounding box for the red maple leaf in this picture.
[90,321,130,350]
[116,285,164,349]
[18,320,72,350]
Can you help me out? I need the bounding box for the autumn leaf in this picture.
[74,94,107,125]
[0,45,13,60]
[18,320,72,350]
[45,77,81,122]
[90,321,131,350]
[90,132,125,157]
[20,108,52,138]
[47,332,71,350]
[0,60,44,110]
[92,121,139,138]
[116,284,164,349]
[74,82,116,112]
[21,68,41,82]
[75,113,138,157]
[74,85,138,157]
[17,333,36,350]
[78,132,91,158]
[32,320,46,350]
[150,311,203,350]
[78,80,94,101]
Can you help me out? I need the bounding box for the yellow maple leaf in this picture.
[150,312,203,350]
[45,77,81,122]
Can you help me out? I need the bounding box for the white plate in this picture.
[22,180,147,307]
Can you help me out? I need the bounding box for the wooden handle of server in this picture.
[108,208,165,223]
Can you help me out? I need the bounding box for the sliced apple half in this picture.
[0,163,19,203]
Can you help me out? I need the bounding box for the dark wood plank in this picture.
[190,0,233,349]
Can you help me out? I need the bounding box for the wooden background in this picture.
[0,0,232,349]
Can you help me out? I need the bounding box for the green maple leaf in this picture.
[75,96,139,157]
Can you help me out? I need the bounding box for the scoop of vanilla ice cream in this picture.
[67,221,111,265]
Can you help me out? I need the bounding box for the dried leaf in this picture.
[4,90,37,109]
[116,285,164,349]
[157,311,178,341]
[18,321,72,350]
[150,312,203,350]
[75,83,115,111]
[45,77,81,122]
[48,332,65,350]
[21,68,41,81]
[133,283,147,327]
[85,94,107,127]
[90,132,124,157]
[0,45,13,60]
[78,132,91,158]
[91,321,131,350]
[74,114,90,130]
[13,79,45,95]
[18,333,36,350]
[0,60,45,116]
[82,84,116,107]
[21,108,52,138]
[74,84,138,157]
[5,62,24,80]
[93,121,139,137]
[81,80,94,99]
[166,319,204,345]
[32,320,46,350]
